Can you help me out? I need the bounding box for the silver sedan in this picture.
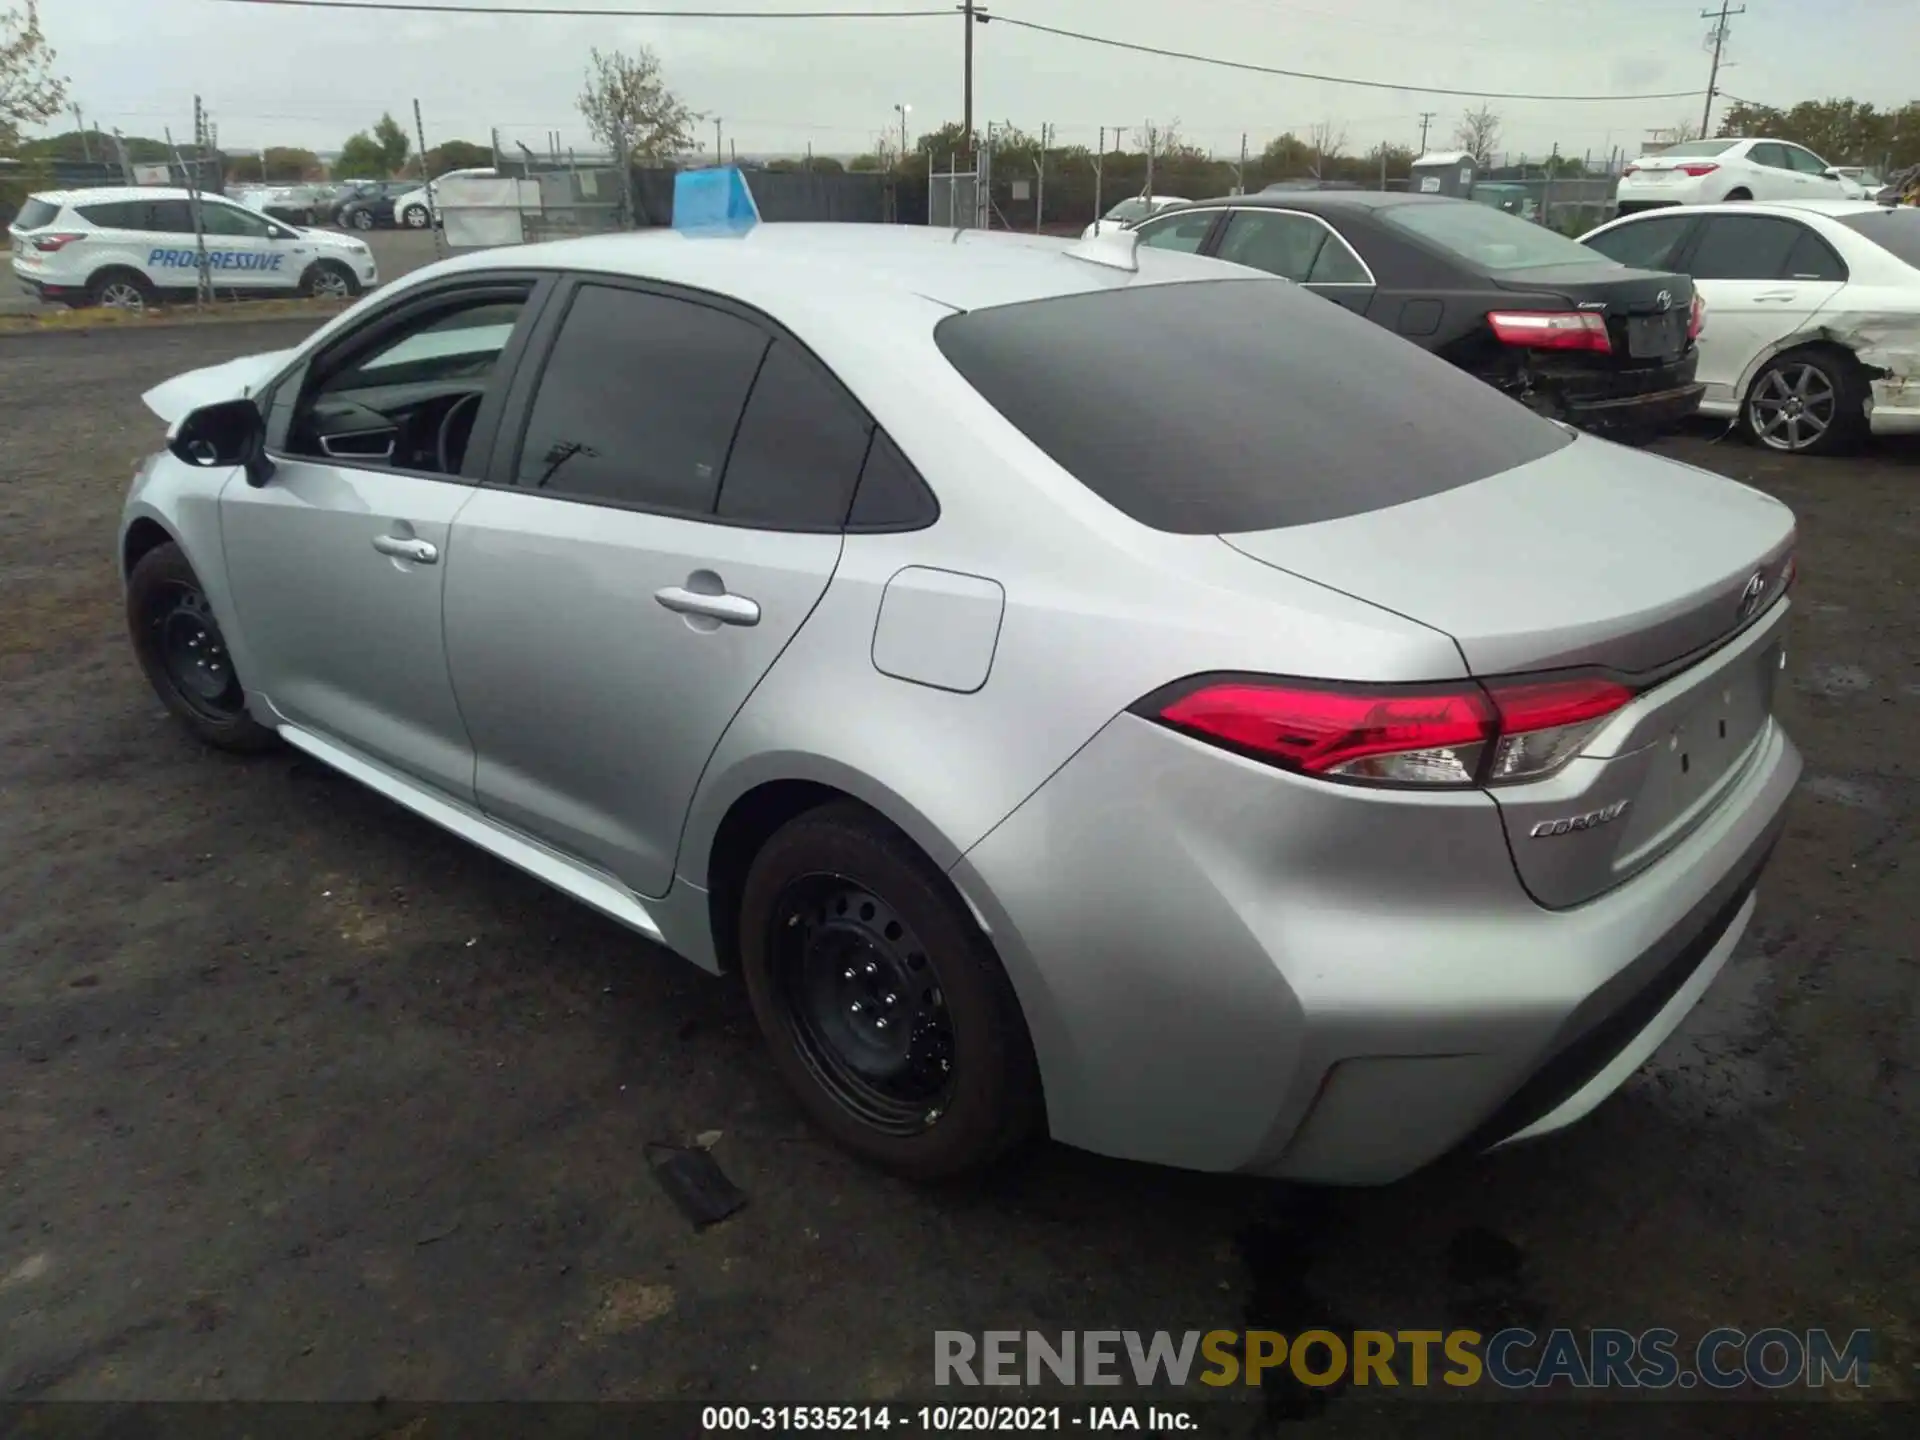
[121,222,1801,1181]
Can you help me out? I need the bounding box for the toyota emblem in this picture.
[1737,571,1766,621]
[1654,289,1673,312]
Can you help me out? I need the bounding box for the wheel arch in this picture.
[1733,329,1869,409]
[122,515,176,581]
[687,756,979,976]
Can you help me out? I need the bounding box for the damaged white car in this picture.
[1582,199,1920,454]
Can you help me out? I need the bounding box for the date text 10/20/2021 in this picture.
[702,1407,1196,1431]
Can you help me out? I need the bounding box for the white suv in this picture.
[8,187,379,310]
[1615,138,1849,214]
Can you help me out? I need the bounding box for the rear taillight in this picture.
[31,232,87,252]
[1688,292,1706,339]
[1486,310,1613,354]
[1143,672,1638,788]
[1676,162,1720,177]
[1622,164,1640,176]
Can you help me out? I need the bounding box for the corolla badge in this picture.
[1737,571,1767,621]
[1529,799,1630,839]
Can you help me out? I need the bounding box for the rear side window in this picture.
[514,284,769,514]
[935,278,1571,535]
[1584,214,1693,270]
[76,201,139,228]
[1784,229,1847,282]
[13,198,61,230]
[716,339,873,528]
[1838,209,1920,269]
[847,430,938,531]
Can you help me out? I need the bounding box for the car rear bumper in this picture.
[1549,349,1705,433]
[1568,379,1707,429]
[953,703,1800,1183]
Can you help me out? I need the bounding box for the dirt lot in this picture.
[0,320,1915,1429]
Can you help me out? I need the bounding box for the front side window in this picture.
[1583,214,1695,270]
[1783,146,1831,176]
[513,284,769,513]
[286,289,530,474]
[1686,216,1813,281]
[1134,210,1216,253]
[200,203,274,239]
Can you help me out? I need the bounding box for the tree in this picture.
[1453,104,1502,166]
[809,155,843,174]
[2,2,65,154]
[1260,131,1315,176]
[1307,119,1348,178]
[334,130,388,178]
[426,138,491,173]
[578,44,697,163]
[372,111,410,173]
[913,120,976,165]
[231,146,320,182]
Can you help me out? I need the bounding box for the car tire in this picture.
[1723,187,1752,201]
[352,208,375,231]
[302,260,359,300]
[402,204,429,228]
[737,801,1044,1180]
[86,268,157,311]
[126,542,278,754]
[1739,345,1869,456]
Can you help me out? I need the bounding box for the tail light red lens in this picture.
[1622,164,1640,176]
[1676,162,1721,177]
[1144,673,1640,788]
[31,232,86,252]
[1486,310,1612,354]
[1688,292,1706,340]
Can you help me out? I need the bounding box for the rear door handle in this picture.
[372,534,438,564]
[1754,290,1798,302]
[654,585,760,626]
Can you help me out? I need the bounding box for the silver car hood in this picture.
[142,348,299,423]
[1221,434,1797,677]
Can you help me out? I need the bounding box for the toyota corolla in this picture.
[121,222,1800,1182]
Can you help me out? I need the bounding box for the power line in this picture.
[988,16,1709,102]
[213,1,952,16]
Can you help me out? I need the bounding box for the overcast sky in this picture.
[37,0,1920,163]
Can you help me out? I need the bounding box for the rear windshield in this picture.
[12,198,60,230]
[1381,200,1612,271]
[1838,209,1920,269]
[934,278,1571,534]
[1104,198,1152,224]
[1654,140,1737,158]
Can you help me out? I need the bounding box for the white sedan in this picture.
[1581,199,1920,454]
[1615,138,1850,215]
[1080,194,1186,239]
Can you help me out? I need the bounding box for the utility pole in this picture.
[1093,126,1105,230]
[1034,120,1051,231]
[960,3,990,156]
[1700,3,1744,138]
[72,104,92,163]
[714,116,724,167]
[414,100,445,260]
[1235,132,1247,195]
[1417,111,1436,155]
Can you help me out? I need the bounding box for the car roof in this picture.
[429,221,1259,314]
[1604,198,1892,222]
[1162,190,1444,215]
[25,185,218,208]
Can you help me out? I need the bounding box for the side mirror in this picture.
[169,398,275,487]
[1822,167,1841,179]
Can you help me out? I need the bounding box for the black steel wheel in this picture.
[126,541,277,752]
[1741,346,1867,456]
[738,801,1043,1179]
[771,875,958,1136]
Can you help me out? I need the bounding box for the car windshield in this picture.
[1380,200,1613,271]
[1654,140,1738,158]
[1838,209,1920,269]
[1104,198,1152,223]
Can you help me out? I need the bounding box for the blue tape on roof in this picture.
[673,167,761,233]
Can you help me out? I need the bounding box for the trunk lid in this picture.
[1221,435,1797,907]
[1493,263,1695,362]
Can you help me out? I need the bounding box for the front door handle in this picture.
[654,585,760,626]
[372,534,438,564]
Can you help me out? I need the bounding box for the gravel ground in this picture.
[0,320,1915,1431]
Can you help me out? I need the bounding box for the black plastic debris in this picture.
[646,1143,747,1229]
